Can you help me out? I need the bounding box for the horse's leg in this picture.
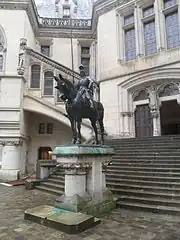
[76,119,82,144]
[70,118,77,144]
[98,119,105,145]
[91,119,99,145]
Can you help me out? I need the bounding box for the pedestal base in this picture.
[0,169,19,181]
[24,205,100,234]
[55,189,117,217]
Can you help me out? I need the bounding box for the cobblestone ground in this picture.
[0,184,180,240]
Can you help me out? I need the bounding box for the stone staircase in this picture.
[105,135,180,215]
[35,135,180,215]
[35,169,65,196]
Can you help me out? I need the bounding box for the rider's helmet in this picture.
[79,64,84,70]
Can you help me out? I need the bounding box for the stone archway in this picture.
[158,83,180,135]
[38,146,52,160]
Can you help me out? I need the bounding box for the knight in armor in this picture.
[75,64,99,108]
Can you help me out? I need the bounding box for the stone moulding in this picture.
[53,145,115,156]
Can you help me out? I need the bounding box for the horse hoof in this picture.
[75,140,82,145]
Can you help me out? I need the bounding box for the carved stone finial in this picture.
[20,38,27,50]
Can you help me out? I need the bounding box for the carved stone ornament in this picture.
[1,140,23,146]
[121,111,134,117]
[17,67,25,75]
[58,162,92,171]
[20,38,27,50]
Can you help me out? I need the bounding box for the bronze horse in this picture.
[54,74,105,145]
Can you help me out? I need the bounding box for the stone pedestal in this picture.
[0,140,22,180]
[53,145,116,217]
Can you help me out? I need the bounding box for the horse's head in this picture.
[54,74,72,102]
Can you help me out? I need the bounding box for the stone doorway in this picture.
[38,147,52,160]
[160,100,180,135]
[135,104,153,137]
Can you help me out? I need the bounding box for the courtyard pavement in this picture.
[0,184,180,240]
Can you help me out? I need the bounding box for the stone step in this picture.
[113,151,180,156]
[106,173,180,182]
[50,174,65,179]
[40,182,64,191]
[116,201,180,215]
[107,182,180,193]
[106,177,180,187]
[109,187,180,200]
[117,195,180,208]
[114,148,180,153]
[108,166,180,172]
[113,145,180,150]
[35,185,64,196]
[112,156,180,161]
[107,169,180,176]
[112,159,180,164]
[47,178,65,185]
[105,135,180,141]
[111,163,180,168]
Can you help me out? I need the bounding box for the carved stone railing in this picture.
[25,47,80,80]
[38,17,92,30]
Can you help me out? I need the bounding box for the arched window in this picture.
[44,71,53,95]
[133,89,148,101]
[0,25,6,72]
[159,83,179,97]
[30,64,41,88]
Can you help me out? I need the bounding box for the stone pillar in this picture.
[121,112,134,137]
[117,13,124,62]
[53,145,116,216]
[65,169,86,198]
[134,4,143,57]
[0,140,23,180]
[151,109,161,136]
[154,0,165,51]
[147,85,161,136]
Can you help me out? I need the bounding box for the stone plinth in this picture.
[53,145,116,217]
[24,205,100,234]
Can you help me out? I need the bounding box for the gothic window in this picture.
[47,123,53,134]
[38,123,45,134]
[159,84,179,97]
[143,5,154,17]
[124,14,136,61]
[30,64,41,88]
[134,90,149,101]
[44,71,53,95]
[163,0,180,49]
[142,6,157,56]
[164,0,176,9]
[81,58,90,76]
[165,12,180,49]
[41,45,50,57]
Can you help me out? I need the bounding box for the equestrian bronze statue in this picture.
[54,65,105,145]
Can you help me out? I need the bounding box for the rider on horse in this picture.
[75,64,99,109]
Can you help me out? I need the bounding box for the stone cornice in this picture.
[39,29,95,39]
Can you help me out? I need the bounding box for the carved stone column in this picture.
[121,111,134,137]
[147,85,161,136]
[154,0,165,51]
[0,139,23,180]
[134,4,143,57]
